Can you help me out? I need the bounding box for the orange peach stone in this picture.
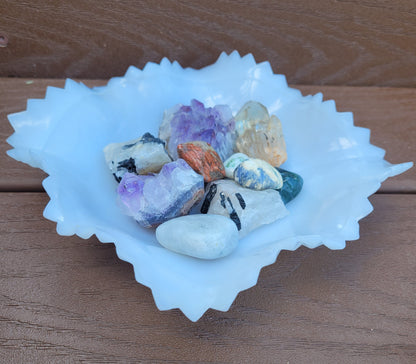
[177,141,226,182]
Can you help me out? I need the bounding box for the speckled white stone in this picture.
[156,214,239,259]
[104,133,171,181]
[223,153,249,179]
[202,179,288,237]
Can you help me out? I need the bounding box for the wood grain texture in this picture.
[1,1,416,86]
[1,78,414,192]
[0,193,415,363]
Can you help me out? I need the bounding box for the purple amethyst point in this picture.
[159,99,236,161]
[117,160,204,228]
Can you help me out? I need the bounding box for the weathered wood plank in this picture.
[0,193,415,362]
[1,1,416,87]
[1,79,414,192]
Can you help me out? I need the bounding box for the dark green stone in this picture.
[276,168,303,204]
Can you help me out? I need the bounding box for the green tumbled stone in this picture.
[276,168,303,204]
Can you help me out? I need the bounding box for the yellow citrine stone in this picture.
[234,101,287,167]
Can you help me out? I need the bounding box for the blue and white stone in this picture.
[223,152,249,179]
[156,214,239,259]
[234,158,283,190]
[201,179,288,237]
[104,132,171,182]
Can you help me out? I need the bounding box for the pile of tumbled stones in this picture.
[103,99,303,259]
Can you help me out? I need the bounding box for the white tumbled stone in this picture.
[104,132,171,182]
[201,179,288,237]
[155,214,239,259]
[223,152,249,179]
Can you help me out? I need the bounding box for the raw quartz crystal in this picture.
[117,159,204,227]
[159,99,236,161]
[235,101,287,167]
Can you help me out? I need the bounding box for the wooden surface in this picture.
[1,194,415,363]
[1,1,416,87]
[1,79,415,362]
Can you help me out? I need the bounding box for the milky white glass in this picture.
[7,51,412,321]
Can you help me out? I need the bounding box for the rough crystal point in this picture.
[159,99,236,161]
[276,167,304,204]
[235,101,287,167]
[104,132,171,182]
[156,214,239,259]
[177,141,225,182]
[234,158,283,190]
[117,159,204,227]
[201,179,288,237]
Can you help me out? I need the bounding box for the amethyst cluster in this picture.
[159,99,235,161]
[118,159,204,227]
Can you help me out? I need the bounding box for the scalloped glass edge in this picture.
[6,50,413,322]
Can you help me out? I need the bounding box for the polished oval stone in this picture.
[117,159,204,227]
[156,214,239,259]
[177,141,225,182]
[234,101,287,167]
[104,132,171,182]
[234,158,283,190]
[276,167,304,204]
[223,152,249,179]
[201,179,288,237]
